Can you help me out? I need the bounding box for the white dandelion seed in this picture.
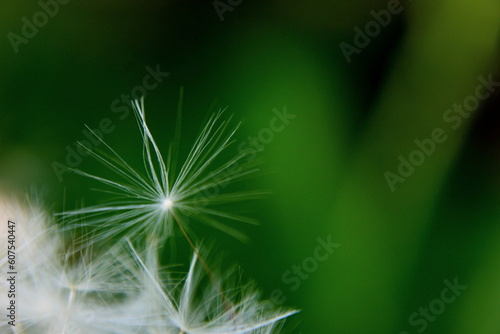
[125,240,298,334]
[58,94,263,246]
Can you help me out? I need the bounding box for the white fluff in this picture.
[59,98,263,246]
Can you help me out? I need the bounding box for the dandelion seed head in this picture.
[125,241,297,334]
[1,97,297,333]
[59,98,262,246]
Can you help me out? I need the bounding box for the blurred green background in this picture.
[1,0,499,333]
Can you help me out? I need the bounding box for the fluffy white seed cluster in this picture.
[0,99,296,333]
